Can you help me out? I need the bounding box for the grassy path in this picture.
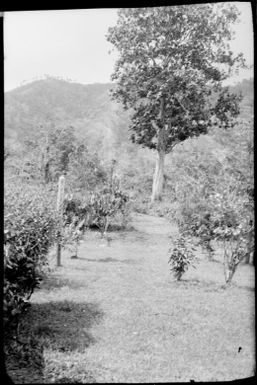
[6,213,255,383]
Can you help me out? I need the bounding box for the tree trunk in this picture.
[245,228,254,264]
[151,96,166,202]
[244,253,250,264]
[223,248,231,284]
[44,161,50,184]
[223,248,237,285]
[205,239,214,261]
[151,149,165,202]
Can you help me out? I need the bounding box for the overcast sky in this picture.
[4,3,253,92]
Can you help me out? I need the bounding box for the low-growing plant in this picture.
[61,220,86,258]
[168,234,197,280]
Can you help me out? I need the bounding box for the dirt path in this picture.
[10,213,254,383]
[130,212,178,236]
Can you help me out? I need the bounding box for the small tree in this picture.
[62,217,86,258]
[213,215,253,284]
[62,178,129,250]
[21,123,78,183]
[66,143,107,191]
[62,196,89,258]
[107,4,245,201]
[89,183,129,244]
[56,175,66,266]
[168,234,197,281]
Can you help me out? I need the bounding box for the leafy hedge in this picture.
[4,182,57,327]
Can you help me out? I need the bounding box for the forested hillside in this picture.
[4,76,253,194]
[5,76,254,144]
[5,79,129,157]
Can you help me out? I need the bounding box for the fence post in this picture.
[56,175,65,266]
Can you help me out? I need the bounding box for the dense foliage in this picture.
[4,183,57,327]
[6,123,108,189]
[62,179,129,252]
[66,144,107,191]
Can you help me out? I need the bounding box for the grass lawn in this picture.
[5,213,255,383]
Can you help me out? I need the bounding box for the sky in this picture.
[4,3,254,92]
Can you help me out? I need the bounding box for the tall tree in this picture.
[107,4,245,201]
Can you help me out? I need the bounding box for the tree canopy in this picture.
[107,4,245,153]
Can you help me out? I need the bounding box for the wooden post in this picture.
[56,175,65,266]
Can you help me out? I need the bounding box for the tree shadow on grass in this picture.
[41,274,87,291]
[5,300,103,383]
[179,278,227,292]
[79,256,137,264]
[181,277,255,292]
[235,283,255,292]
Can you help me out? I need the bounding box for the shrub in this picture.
[179,210,216,260]
[4,182,57,328]
[89,183,129,234]
[61,181,129,252]
[211,199,254,284]
[168,234,197,280]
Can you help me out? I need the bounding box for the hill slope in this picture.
[5,78,132,161]
[5,76,253,142]
[4,77,253,185]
